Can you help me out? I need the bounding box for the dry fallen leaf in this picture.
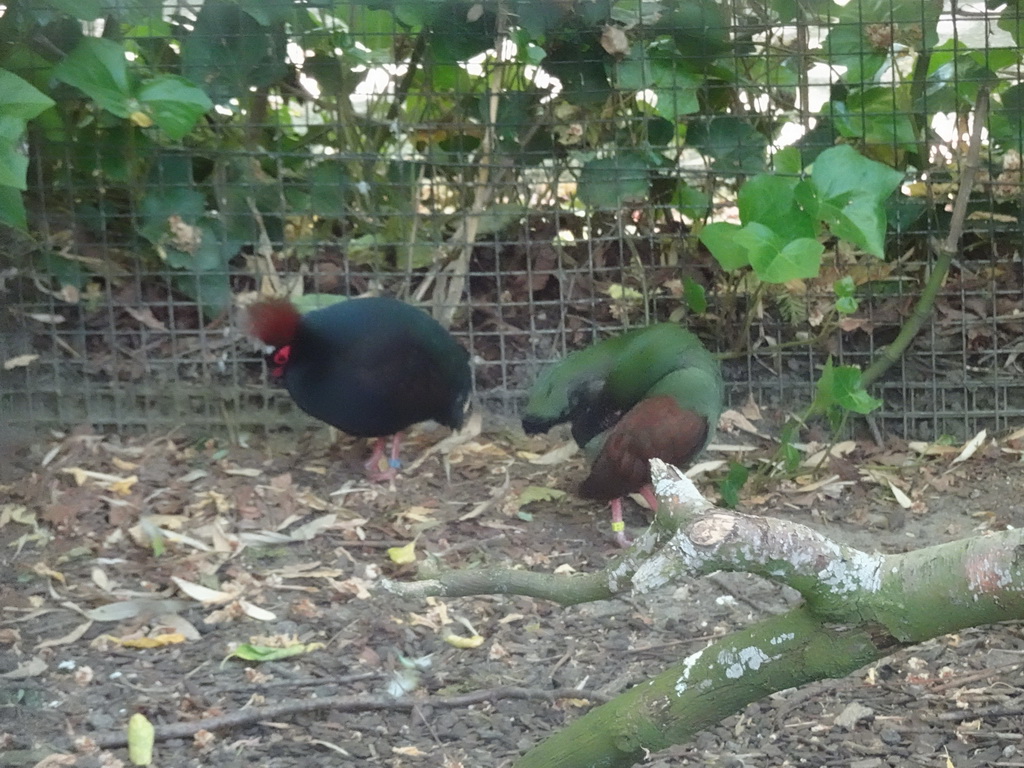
[528,441,579,465]
[952,429,987,465]
[106,632,187,649]
[3,353,39,370]
[600,25,630,56]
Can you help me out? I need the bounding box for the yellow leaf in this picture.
[393,746,428,756]
[127,712,155,765]
[112,633,187,649]
[108,475,138,495]
[130,111,153,128]
[560,697,592,707]
[63,467,89,486]
[605,283,643,302]
[444,632,485,649]
[387,540,417,564]
[32,562,66,584]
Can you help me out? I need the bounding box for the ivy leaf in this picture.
[136,76,212,139]
[748,235,824,283]
[699,222,749,270]
[577,155,651,209]
[814,359,883,415]
[737,174,817,242]
[0,69,55,120]
[53,38,133,117]
[811,145,904,258]
[0,185,27,230]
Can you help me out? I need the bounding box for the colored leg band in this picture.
[611,521,625,532]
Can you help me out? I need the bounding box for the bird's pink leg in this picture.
[363,434,403,482]
[388,433,403,468]
[639,485,659,512]
[609,497,632,548]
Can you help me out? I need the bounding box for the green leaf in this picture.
[671,183,710,220]
[615,47,701,120]
[748,236,824,283]
[181,0,289,104]
[836,295,858,314]
[126,713,155,767]
[0,185,27,230]
[779,422,803,472]
[688,116,767,175]
[834,275,859,315]
[717,461,749,508]
[427,1,495,64]
[304,161,351,216]
[577,155,651,209]
[737,175,817,241]
[0,143,28,189]
[540,32,611,106]
[699,222,749,270]
[0,70,55,120]
[234,0,299,25]
[348,6,405,49]
[472,204,528,236]
[814,359,882,415]
[811,145,904,258]
[225,641,324,663]
[682,277,707,313]
[45,0,105,19]
[998,1,1024,47]
[138,188,207,244]
[136,76,213,139]
[834,275,856,298]
[773,146,802,175]
[171,269,232,320]
[53,38,133,117]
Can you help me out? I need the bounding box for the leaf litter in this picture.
[0,413,1022,766]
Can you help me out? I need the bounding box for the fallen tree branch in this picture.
[90,685,610,749]
[384,458,1024,767]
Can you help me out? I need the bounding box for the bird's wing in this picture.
[578,396,710,501]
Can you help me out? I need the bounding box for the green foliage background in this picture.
[1,0,1022,433]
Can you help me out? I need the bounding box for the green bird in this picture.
[522,324,724,547]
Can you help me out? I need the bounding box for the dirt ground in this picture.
[1,410,1023,768]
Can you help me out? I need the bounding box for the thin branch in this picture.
[860,86,989,389]
[91,686,610,749]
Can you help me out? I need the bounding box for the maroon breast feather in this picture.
[578,395,710,501]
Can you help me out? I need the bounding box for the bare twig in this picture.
[91,685,610,748]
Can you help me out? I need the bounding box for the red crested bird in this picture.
[522,324,723,547]
[247,296,472,481]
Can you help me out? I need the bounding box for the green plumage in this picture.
[522,322,724,544]
[521,323,724,449]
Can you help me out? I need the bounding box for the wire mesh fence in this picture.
[0,0,1022,442]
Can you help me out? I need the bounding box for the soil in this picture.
[1,413,1023,768]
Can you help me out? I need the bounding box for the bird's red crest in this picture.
[246,300,301,348]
